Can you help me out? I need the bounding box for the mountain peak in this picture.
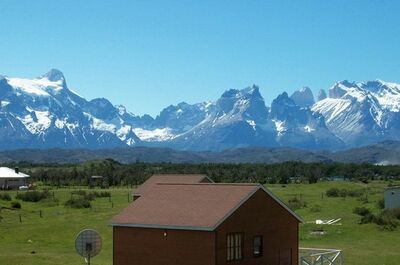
[241,84,262,98]
[317,89,327,101]
[40,69,65,82]
[290,86,315,107]
[221,88,240,98]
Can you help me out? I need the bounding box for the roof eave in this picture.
[110,222,214,231]
[259,186,303,223]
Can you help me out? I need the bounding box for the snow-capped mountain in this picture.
[0,69,143,149]
[1,69,400,151]
[167,85,278,151]
[312,80,400,147]
[270,92,343,150]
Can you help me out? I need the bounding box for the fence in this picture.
[0,188,133,224]
[300,247,343,265]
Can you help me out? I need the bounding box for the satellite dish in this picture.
[75,229,102,265]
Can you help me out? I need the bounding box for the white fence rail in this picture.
[299,247,343,265]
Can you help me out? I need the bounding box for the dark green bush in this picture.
[353,207,372,216]
[70,190,110,201]
[16,191,50,202]
[326,187,340,197]
[355,207,400,230]
[360,213,375,224]
[288,197,307,210]
[377,198,385,209]
[373,210,400,230]
[0,193,11,201]
[11,201,21,209]
[64,198,91,209]
[326,188,363,198]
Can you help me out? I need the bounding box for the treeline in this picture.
[4,159,400,187]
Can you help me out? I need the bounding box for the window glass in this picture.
[226,233,243,261]
[253,235,263,257]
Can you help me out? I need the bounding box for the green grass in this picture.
[268,181,400,265]
[0,181,399,265]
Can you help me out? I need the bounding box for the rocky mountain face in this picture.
[1,70,400,151]
[0,69,142,149]
[290,87,315,107]
[312,80,400,147]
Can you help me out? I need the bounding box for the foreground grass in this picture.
[0,181,399,265]
[269,181,400,265]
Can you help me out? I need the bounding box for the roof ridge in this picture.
[156,183,260,186]
[152,174,207,176]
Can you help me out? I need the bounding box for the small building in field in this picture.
[133,174,213,200]
[384,186,400,209]
[0,167,30,189]
[112,183,301,265]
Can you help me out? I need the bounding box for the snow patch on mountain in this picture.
[17,111,52,134]
[133,127,176,141]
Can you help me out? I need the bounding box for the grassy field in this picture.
[0,181,399,265]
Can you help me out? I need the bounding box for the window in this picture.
[253,235,263,257]
[226,233,243,261]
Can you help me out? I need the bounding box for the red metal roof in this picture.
[133,174,213,197]
[112,183,260,230]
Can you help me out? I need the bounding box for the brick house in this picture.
[111,182,301,265]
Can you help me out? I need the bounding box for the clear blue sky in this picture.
[1,0,400,116]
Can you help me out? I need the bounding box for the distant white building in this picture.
[0,167,30,189]
[384,186,400,209]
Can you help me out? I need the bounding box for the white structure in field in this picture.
[384,187,400,209]
[0,167,30,189]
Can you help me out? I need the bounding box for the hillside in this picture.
[0,140,399,164]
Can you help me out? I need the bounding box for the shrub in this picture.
[11,201,21,209]
[70,191,110,201]
[353,207,372,216]
[0,193,11,201]
[373,210,400,230]
[64,198,91,209]
[326,187,340,197]
[16,191,50,202]
[377,198,385,209]
[326,188,363,198]
[360,213,375,224]
[288,197,307,210]
[355,207,400,230]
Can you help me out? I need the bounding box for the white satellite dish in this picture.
[75,229,102,265]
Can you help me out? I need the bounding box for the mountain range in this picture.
[1,69,400,151]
